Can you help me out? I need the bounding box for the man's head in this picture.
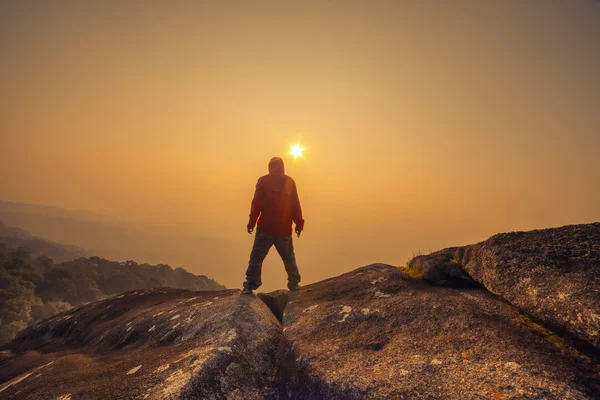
[268,157,285,175]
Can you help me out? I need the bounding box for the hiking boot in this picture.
[241,287,253,294]
[288,284,301,292]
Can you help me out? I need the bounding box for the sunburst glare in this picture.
[290,144,305,159]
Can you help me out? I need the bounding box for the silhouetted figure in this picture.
[243,157,304,294]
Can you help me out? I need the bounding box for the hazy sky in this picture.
[2,1,599,289]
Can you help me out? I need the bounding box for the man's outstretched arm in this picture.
[247,180,263,233]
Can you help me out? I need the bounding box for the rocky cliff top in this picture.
[1,288,280,399]
[408,222,600,351]
[1,223,599,399]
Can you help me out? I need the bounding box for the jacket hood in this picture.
[268,157,285,174]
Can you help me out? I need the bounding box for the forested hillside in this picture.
[0,241,224,344]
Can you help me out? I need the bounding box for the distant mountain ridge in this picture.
[0,200,247,288]
[0,220,89,263]
[0,200,140,261]
[0,200,120,225]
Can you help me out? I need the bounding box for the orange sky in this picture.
[2,1,599,289]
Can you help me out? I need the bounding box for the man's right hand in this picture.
[295,229,302,238]
[247,227,253,234]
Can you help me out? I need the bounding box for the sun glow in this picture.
[289,144,305,159]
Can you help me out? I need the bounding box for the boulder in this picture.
[279,264,599,399]
[409,223,600,350]
[0,288,282,400]
[406,247,476,287]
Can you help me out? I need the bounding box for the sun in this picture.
[289,144,305,159]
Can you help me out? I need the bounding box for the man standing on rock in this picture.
[243,157,304,294]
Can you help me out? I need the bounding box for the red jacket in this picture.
[248,157,304,236]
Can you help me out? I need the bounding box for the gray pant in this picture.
[244,230,301,290]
